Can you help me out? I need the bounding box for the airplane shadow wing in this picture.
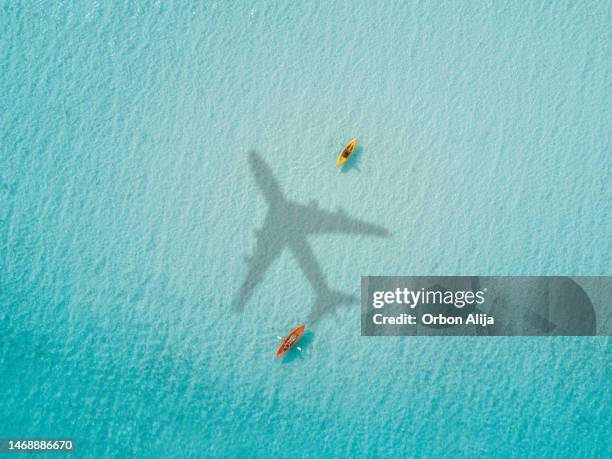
[297,204,390,238]
[235,232,283,312]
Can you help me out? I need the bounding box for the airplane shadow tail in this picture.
[308,288,358,324]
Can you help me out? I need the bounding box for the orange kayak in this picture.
[336,138,358,167]
[276,324,305,358]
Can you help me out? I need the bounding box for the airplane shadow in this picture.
[235,151,390,325]
[340,145,363,173]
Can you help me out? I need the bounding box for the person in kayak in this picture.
[276,324,306,358]
[282,335,296,352]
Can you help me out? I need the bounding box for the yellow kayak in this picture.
[336,138,358,167]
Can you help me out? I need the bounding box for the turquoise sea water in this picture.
[1,1,610,457]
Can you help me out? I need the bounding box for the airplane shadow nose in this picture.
[248,150,259,164]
